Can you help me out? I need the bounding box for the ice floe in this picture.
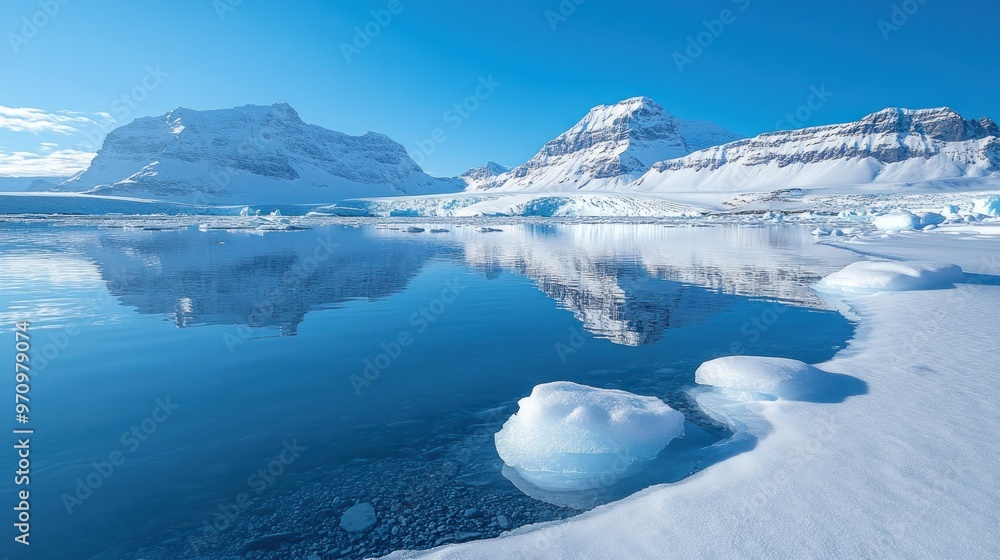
[494,382,684,492]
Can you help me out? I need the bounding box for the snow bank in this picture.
[494,382,684,492]
[817,260,964,292]
[695,356,824,400]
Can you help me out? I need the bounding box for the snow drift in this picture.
[817,261,965,292]
[695,356,827,401]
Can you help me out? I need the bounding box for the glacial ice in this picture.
[694,356,824,400]
[872,210,922,231]
[973,195,1000,217]
[494,382,684,492]
[817,260,964,292]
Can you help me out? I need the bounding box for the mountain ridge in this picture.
[59,102,462,204]
[462,96,742,191]
[633,106,1000,192]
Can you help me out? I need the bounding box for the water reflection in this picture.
[79,223,858,344]
[86,229,441,334]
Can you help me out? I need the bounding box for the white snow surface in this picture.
[385,223,1000,560]
[494,382,684,492]
[817,261,964,293]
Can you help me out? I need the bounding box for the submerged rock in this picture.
[237,531,299,554]
[340,503,377,533]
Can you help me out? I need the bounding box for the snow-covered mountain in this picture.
[59,103,462,204]
[463,97,741,192]
[635,107,1000,192]
[460,161,509,183]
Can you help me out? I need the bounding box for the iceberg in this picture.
[494,382,684,492]
[872,210,922,231]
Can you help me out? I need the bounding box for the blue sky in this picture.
[1,0,999,177]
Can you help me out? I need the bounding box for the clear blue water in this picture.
[0,222,855,560]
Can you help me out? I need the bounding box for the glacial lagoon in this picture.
[0,221,859,559]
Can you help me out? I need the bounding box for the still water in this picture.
[0,221,857,559]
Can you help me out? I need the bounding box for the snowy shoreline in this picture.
[383,222,1000,559]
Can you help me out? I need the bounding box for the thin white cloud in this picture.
[0,148,96,177]
[0,105,100,135]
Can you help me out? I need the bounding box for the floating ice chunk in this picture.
[494,382,684,492]
[817,260,964,293]
[695,356,822,400]
[872,210,921,231]
[403,226,425,233]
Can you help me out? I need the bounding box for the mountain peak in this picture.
[164,102,303,125]
[464,98,740,191]
[271,101,300,120]
[603,96,663,112]
[461,161,510,182]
